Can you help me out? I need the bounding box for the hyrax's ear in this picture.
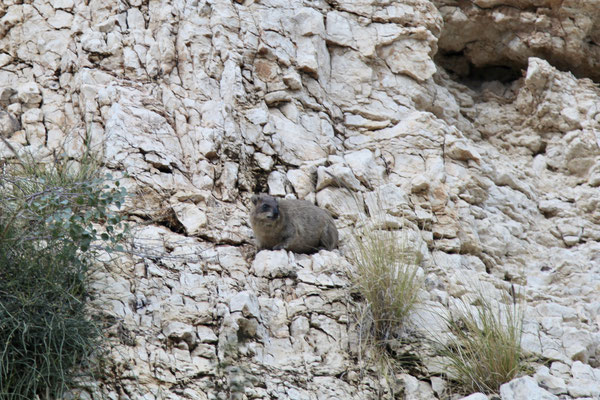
[251,194,259,205]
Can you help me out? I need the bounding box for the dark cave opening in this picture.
[435,51,523,89]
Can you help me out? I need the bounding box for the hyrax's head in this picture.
[251,194,280,224]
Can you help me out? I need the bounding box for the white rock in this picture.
[96,16,117,33]
[171,203,207,236]
[267,170,287,196]
[123,47,141,71]
[326,11,354,47]
[48,10,73,29]
[565,136,596,176]
[364,184,411,217]
[0,6,23,36]
[330,50,373,100]
[563,328,593,362]
[571,361,596,380]
[397,374,436,400]
[264,90,292,106]
[0,52,10,68]
[410,175,430,193]
[316,164,361,191]
[293,7,325,37]
[163,321,196,347]
[430,376,447,398]
[500,376,559,400]
[254,152,274,171]
[567,379,600,398]
[229,291,261,319]
[251,250,295,278]
[81,31,109,54]
[21,108,42,124]
[532,154,547,175]
[271,111,328,165]
[538,199,570,217]
[587,162,600,186]
[378,35,437,82]
[290,316,310,338]
[534,366,567,395]
[535,303,577,321]
[0,87,15,105]
[458,394,488,400]
[285,387,310,400]
[316,187,363,220]
[46,128,65,149]
[52,0,75,10]
[25,123,46,147]
[197,326,218,343]
[183,388,208,400]
[344,149,385,189]
[246,107,269,125]
[287,169,314,198]
[0,110,19,136]
[446,137,482,163]
[550,362,571,377]
[296,36,320,75]
[6,103,20,115]
[344,113,390,130]
[283,69,302,90]
[190,356,216,374]
[219,162,239,201]
[17,82,42,105]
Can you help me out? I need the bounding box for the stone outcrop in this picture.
[1,0,600,399]
[434,0,600,81]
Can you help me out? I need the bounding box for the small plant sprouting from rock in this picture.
[350,223,423,346]
[436,286,525,394]
[0,148,128,399]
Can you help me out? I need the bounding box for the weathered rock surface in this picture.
[500,376,558,400]
[434,0,600,81]
[1,0,599,399]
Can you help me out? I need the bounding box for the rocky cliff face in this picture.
[1,0,600,399]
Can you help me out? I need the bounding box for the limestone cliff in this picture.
[1,0,599,399]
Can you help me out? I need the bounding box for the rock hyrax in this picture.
[250,193,338,253]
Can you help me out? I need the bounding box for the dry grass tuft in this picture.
[350,224,423,345]
[437,286,525,394]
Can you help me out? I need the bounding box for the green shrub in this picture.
[0,149,128,399]
[436,287,525,394]
[350,225,423,344]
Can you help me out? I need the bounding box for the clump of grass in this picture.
[350,224,423,345]
[0,142,127,399]
[437,286,525,394]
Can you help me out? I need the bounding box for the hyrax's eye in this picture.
[261,204,269,211]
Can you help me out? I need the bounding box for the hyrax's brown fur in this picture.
[250,194,338,254]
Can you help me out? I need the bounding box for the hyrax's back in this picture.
[279,198,338,253]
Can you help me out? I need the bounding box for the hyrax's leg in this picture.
[272,243,286,250]
[320,222,339,251]
[272,230,294,251]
